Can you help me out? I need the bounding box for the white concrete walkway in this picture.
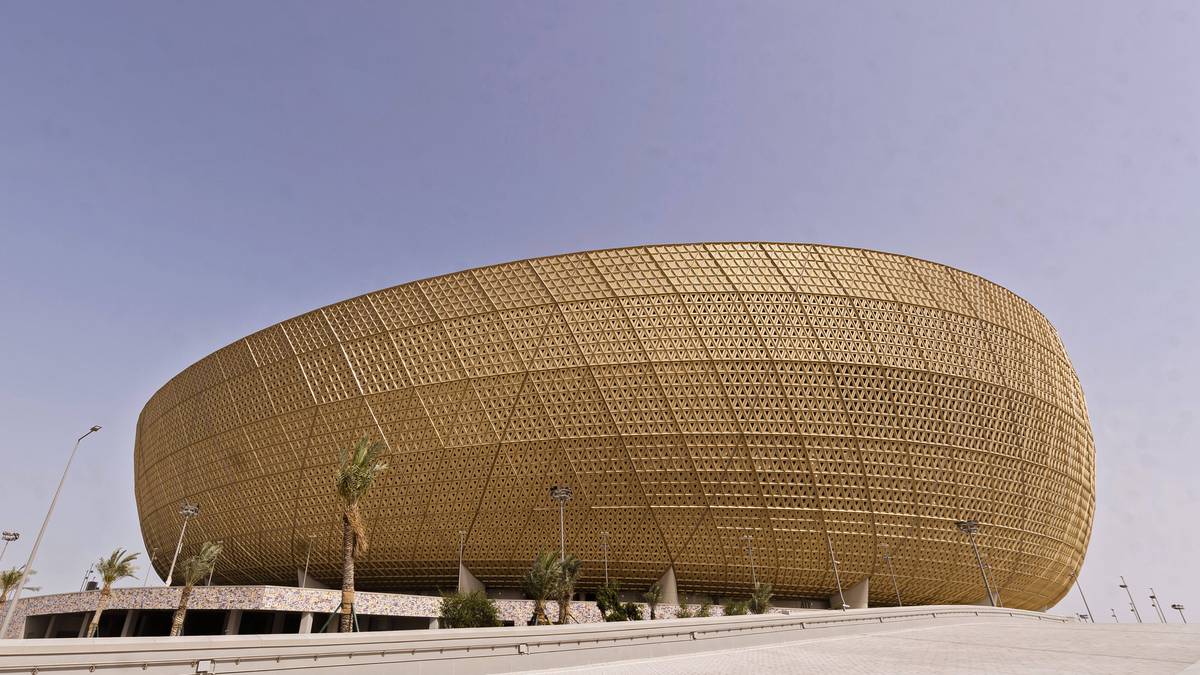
[525,620,1200,674]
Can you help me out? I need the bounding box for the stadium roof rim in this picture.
[142,241,1061,408]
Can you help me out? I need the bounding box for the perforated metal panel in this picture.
[133,243,1095,610]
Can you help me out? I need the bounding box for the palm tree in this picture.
[555,553,582,625]
[0,567,33,608]
[86,549,139,638]
[522,551,559,625]
[643,581,663,620]
[335,435,387,633]
[169,542,222,637]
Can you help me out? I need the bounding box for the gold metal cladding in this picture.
[133,243,1095,610]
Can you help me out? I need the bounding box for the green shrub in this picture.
[696,601,712,617]
[439,590,501,628]
[676,604,694,618]
[722,599,749,616]
[596,581,621,617]
[622,602,643,621]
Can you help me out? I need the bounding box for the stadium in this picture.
[133,243,1095,612]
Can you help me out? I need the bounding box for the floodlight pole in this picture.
[825,531,848,611]
[881,544,902,607]
[207,540,224,586]
[1119,576,1142,623]
[164,502,201,586]
[1073,572,1094,623]
[743,534,757,587]
[301,535,316,589]
[955,520,995,607]
[1171,604,1187,624]
[79,563,95,592]
[1110,608,1119,623]
[0,425,101,639]
[0,532,18,566]
[139,548,157,610]
[549,486,572,563]
[1148,588,1167,623]
[600,531,609,586]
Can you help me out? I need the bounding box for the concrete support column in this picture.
[42,615,58,639]
[120,610,137,637]
[458,563,485,594]
[656,566,679,606]
[428,617,440,629]
[223,609,242,636]
[270,612,285,634]
[831,577,869,610]
[298,612,313,634]
[77,612,92,637]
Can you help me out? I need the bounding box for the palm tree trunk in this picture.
[170,585,192,637]
[86,586,111,638]
[339,513,355,632]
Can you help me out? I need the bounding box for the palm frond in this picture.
[96,548,140,586]
[337,436,388,504]
[178,541,223,587]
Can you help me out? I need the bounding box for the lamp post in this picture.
[1148,588,1167,623]
[880,543,902,607]
[600,531,609,586]
[79,562,95,592]
[164,502,201,586]
[1171,603,1187,624]
[825,531,848,611]
[954,520,995,607]
[1119,576,1142,623]
[300,535,317,589]
[0,532,18,565]
[1110,608,1119,623]
[743,534,757,587]
[549,485,572,562]
[1073,572,1094,623]
[0,425,101,639]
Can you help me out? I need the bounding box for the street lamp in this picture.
[954,520,995,607]
[1148,588,1167,623]
[1073,571,1094,623]
[1170,603,1187,624]
[549,485,572,562]
[880,543,902,607]
[1118,576,1143,623]
[825,531,848,611]
[743,534,757,587]
[1110,608,1119,623]
[600,531,609,586]
[164,502,201,586]
[0,532,18,565]
[0,425,101,639]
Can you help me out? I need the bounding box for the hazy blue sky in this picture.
[1,1,1196,620]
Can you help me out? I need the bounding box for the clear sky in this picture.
[1,1,1196,620]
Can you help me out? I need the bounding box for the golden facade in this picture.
[134,243,1094,610]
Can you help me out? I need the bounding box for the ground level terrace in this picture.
[4,585,839,639]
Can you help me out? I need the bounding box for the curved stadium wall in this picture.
[133,243,1095,611]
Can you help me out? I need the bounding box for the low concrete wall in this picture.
[0,605,1071,674]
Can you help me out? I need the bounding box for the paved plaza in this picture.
[525,619,1200,674]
